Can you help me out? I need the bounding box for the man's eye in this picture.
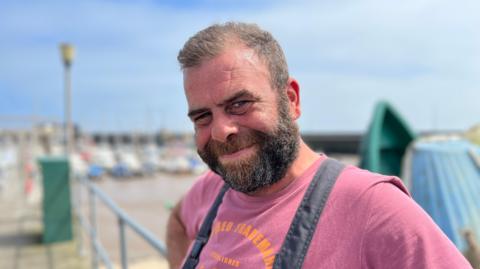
[194,113,212,126]
[226,100,252,115]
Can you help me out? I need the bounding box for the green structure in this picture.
[38,157,73,243]
[359,101,416,177]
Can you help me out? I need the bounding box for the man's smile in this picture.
[218,144,257,164]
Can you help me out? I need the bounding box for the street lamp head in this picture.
[60,43,75,67]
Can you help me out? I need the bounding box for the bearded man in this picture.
[166,22,471,269]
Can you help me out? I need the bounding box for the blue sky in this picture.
[1,0,479,133]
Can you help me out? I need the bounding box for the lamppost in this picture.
[60,43,75,156]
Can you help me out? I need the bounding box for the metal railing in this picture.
[73,175,168,269]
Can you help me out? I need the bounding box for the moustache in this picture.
[204,131,264,157]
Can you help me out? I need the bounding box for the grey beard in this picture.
[198,100,299,194]
[215,123,298,193]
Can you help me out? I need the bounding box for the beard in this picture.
[197,96,299,194]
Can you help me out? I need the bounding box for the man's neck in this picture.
[247,139,320,197]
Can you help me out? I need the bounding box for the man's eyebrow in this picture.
[218,90,259,106]
[187,108,209,119]
[187,90,259,118]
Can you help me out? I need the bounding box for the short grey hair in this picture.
[178,22,289,91]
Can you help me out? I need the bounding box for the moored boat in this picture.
[360,101,416,176]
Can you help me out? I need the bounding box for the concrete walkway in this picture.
[0,168,89,269]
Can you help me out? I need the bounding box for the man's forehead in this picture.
[182,45,273,110]
[193,46,263,70]
[184,47,267,85]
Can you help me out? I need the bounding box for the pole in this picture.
[60,43,75,156]
[89,187,99,269]
[64,64,72,155]
[119,218,128,269]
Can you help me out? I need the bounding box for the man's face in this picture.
[183,45,299,193]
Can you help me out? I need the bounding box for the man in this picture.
[166,22,471,269]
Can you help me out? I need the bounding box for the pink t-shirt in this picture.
[180,156,471,268]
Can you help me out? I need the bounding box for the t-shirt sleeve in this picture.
[361,182,472,268]
[179,172,224,241]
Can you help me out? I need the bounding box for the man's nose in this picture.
[210,115,238,143]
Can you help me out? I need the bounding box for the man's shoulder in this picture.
[334,163,410,197]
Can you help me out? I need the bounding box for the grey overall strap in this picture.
[273,158,345,269]
[182,183,230,269]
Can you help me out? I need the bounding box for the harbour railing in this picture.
[73,175,168,269]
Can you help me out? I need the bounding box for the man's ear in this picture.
[286,78,301,120]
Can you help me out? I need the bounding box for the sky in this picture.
[1,0,479,134]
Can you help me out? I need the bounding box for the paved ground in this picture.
[0,162,198,269]
[0,167,89,269]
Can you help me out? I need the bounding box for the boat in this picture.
[112,147,143,178]
[407,137,480,253]
[359,101,416,176]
